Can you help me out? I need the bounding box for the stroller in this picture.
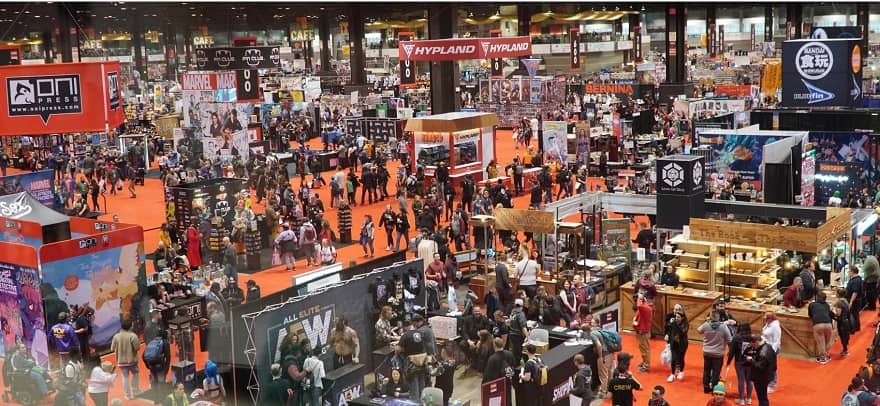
[2,352,53,405]
[135,167,146,186]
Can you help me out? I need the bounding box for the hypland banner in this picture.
[398,36,531,61]
[781,39,862,108]
[0,170,56,209]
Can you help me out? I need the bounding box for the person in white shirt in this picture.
[448,278,459,313]
[304,346,326,406]
[320,238,337,265]
[516,253,540,298]
[762,312,782,391]
[88,361,117,406]
[828,190,843,207]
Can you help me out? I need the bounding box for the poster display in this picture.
[808,132,877,201]
[600,218,631,266]
[0,61,124,136]
[575,121,590,165]
[39,227,145,351]
[696,133,787,182]
[0,170,57,209]
[800,149,816,206]
[541,121,567,165]
[185,102,251,162]
[781,39,862,108]
[0,245,42,362]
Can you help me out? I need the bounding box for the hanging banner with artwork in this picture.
[541,121,567,165]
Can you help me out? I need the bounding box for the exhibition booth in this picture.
[405,112,498,187]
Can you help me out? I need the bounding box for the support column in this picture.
[786,4,803,40]
[706,5,717,58]
[132,14,146,78]
[164,23,178,80]
[628,13,641,64]
[764,5,774,42]
[55,4,73,62]
[428,3,457,114]
[348,5,366,85]
[858,3,869,69]
[42,31,54,63]
[318,10,332,73]
[515,4,536,73]
[665,5,687,83]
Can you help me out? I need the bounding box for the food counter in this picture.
[621,281,836,359]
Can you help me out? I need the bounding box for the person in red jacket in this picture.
[782,277,804,308]
[634,292,654,372]
[186,222,202,270]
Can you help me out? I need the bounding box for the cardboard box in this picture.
[429,316,458,340]
[532,341,549,354]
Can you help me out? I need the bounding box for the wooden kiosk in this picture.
[404,112,498,188]
[621,209,852,359]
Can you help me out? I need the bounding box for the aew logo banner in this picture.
[193,46,282,70]
[782,38,862,108]
[7,74,81,124]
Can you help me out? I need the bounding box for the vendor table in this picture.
[323,363,367,406]
[349,396,419,406]
[536,324,580,349]
[158,295,207,325]
[621,282,721,339]
[540,342,597,405]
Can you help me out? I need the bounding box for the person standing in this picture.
[110,319,141,400]
[698,309,733,394]
[634,293,653,373]
[726,321,754,405]
[73,306,93,365]
[862,254,880,311]
[808,291,834,364]
[799,262,818,303]
[508,298,529,366]
[260,363,293,405]
[746,335,777,406]
[329,317,360,369]
[50,312,76,369]
[494,255,513,313]
[607,358,643,406]
[400,319,428,400]
[519,344,544,406]
[87,361,116,406]
[569,353,593,405]
[648,385,671,406]
[761,313,781,392]
[664,303,689,382]
[483,338,516,406]
[393,210,410,252]
[274,224,298,272]
[360,214,375,258]
[515,252,540,299]
[833,298,853,357]
[143,330,171,391]
[379,205,397,251]
[186,222,203,270]
[845,265,865,333]
[220,236,238,279]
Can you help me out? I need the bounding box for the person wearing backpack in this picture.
[508,299,529,366]
[110,319,141,400]
[519,344,545,406]
[569,353,593,405]
[55,355,85,406]
[483,338,515,406]
[143,330,171,391]
[583,321,619,400]
[300,220,319,267]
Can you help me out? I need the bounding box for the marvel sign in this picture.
[398,36,531,61]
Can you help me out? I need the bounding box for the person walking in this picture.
[143,330,171,391]
[845,265,865,333]
[483,338,516,406]
[607,356,643,406]
[379,205,397,251]
[698,309,733,394]
[274,223,298,272]
[569,353,593,405]
[746,335,777,406]
[726,321,754,405]
[360,214,375,257]
[808,291,834,364]
[634,292,653,373]
[110,319,140,400]
[87,361,116,406]
[761,313,781,392]
[664,303,689,382]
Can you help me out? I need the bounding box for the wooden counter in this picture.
[620,281,837,360]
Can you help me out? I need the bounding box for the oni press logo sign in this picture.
[242,48,264,67]
[795,41,834,80]
[195,49,208,68]
[107,72,120,110]
[213,49,234,68]
[7,74,82,124]
[661,162,685,188]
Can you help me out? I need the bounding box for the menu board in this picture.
[365,118,398,143]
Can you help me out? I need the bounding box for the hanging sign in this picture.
[489,30,504,78]
[398,36,531,61]
[193,46,281,70]
[179,72,237,90]
[570,28,581,71]
[398,32,416,88]
[781,39,862,108]
[236,70,260,102]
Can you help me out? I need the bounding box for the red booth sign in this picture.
[179,72,237,90]
[0,61,124,136]
[399,36,531,61]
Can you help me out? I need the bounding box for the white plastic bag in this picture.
[660,343,671,366]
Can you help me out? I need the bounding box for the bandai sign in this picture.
[782,39,862,108]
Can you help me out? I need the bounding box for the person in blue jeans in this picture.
[303,346,325,406]
[726,321,754,405]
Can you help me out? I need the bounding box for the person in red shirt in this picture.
[634,293,653,372]
[706,381,734,406]
[782,277,804,308]
[426,253,446,289]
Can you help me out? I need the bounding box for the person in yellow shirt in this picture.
[486,160,498,179]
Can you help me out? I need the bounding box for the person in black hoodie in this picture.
[808,290,835,364]
[726,321,754,405]
[745,335,777,406]
[540,295,562,326]
[664,304,689,383]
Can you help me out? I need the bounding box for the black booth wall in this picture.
[750,110,880,133]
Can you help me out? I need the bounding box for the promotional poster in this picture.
[781,39,862,108]
[187,102,252,162]
[542,121,567,165]
[601,218,632,268]
[575,121,590,165]
[0,243,45,366]
[0,170,56,209]
[39,227,145,350]
[808,132,877,202]
[696,133,787,183]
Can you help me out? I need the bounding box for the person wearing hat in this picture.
[508,298,529,366]
[399,314,428,400]
[274,223,298,272]
[829,190,843,207]
[50,312,76,369]
[707,381,734,405]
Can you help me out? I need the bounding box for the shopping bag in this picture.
[660,344,671,366]
[272,247,281,266]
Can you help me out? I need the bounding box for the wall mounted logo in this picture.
[7,74,81,124]
[270,47,281,65]
[801,79,835,104]
[795,41,834,80]
[195,49,208,68]
[480,41,491,56]
[107,72,120,110]
[402,44,415,59]
[242,48,264,67]
[692,161,703,186]
[213,49,234,68]
[661,162,684,187]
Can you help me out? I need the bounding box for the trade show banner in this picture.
[600,218,631,267]
[193,46,282,70]
[781,39,862,108]
[490,30,504,78]
[398,32,416,87]
[0,170,56,209]
[187,102,252,162]
[0,243,44,364]
[570,28,581,71]
[810,26,861,39]
[575,121,590,165]
[398,36,531,61]
[39,226,145,351]
[542,121,567,165]
[696,133,788,182]
[0,61,124,136]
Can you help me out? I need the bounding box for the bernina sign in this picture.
[398,36,531,61]
[584,84,635,95]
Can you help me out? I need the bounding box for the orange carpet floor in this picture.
[6,130,873,405]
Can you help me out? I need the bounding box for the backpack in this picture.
[527,357,549,386]
[841,391,859,406]
[303,225,317,242]
[598,329,622,353]
[143,337,164,364]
